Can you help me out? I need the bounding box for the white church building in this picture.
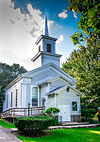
[3,12,82,122]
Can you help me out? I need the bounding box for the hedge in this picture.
[14,115,54,136]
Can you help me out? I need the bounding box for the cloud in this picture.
[72,9,77,19]
[58,9,77,19]
[57,34,64,44]
[48,20,54,27]
[0,0,54,70]
[58,10,68,19]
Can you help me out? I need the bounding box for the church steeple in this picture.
[31,11,62,69]
[43,10,49,36]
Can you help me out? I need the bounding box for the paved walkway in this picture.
[0,124,99,142]
[0,126,22,142]
[49,124,100,130]
[10,124,100,131]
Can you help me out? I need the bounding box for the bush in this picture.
[14,115,54,136]
[51,116,59,126]
[97,113,100,122]
[81,118,100,124]
[45,107,59,126]
[45,107,60,116]
[81,108,96,119]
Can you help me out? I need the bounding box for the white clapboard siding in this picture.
[56,88,81,115]
[50,78,68,91]
[4,80,22,111]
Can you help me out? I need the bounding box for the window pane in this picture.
[47,44,51,52]
[6,95,8,108]
[72,102,77,111]
[32,87,38,106]
[16,89,18,107]
[11,92,13,107]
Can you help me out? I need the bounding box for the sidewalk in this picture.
[49,124,100,130]
[10,123,100,131]
[0,125,22,142]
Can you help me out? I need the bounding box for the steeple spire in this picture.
[43,10,49,36]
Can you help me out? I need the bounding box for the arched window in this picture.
[47,43,51,53]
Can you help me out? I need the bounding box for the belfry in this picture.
[31,11,62,69]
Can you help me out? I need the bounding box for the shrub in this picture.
[52,116,59,126]
[45,107,60,116]
[81,118,100,124]
[14,115,54,136]
[45,107,60,126]
[81,108,96,119]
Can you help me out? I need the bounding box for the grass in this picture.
[17,127,100,142]
[0,119,16,128]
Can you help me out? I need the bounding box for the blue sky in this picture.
[0,0,81,70]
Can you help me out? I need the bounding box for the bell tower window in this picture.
[47,43,51,53]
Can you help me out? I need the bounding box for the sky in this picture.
[0,0,81,71]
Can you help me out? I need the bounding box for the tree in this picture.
[62,38,100,111]
[0,63,27,113]
[62,0,100,117]
[67,0,100,46]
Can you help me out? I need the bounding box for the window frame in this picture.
[72,101,77,111]
[11,92,13,107]
[6,95,8,108]
[47,43,52,53]
[32,87,39,107]
[15,89,18,107]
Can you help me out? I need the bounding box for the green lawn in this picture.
[0,119,16,128]
[18,127,100,142]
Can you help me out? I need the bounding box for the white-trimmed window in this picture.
[6,95,8,108]
[11,92,13,107]
[72,101,77,111]
[32,87,38,106]
[47,43,52,53]
[15,89,18,107]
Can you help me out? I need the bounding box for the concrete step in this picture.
[62,122,89,126]
[49,124,100,130]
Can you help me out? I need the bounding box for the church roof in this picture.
[22,62,76,81]
[5,62,77,90]
[35,11,57,44]
[22,62,77,85]
[35,35,57,45]
[46,85,65,95]
[43,10,49,36]
[46,85,82,96]
[31,51,61,62]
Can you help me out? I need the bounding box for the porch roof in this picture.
[46,85,66,96]
[46,85,82,96]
